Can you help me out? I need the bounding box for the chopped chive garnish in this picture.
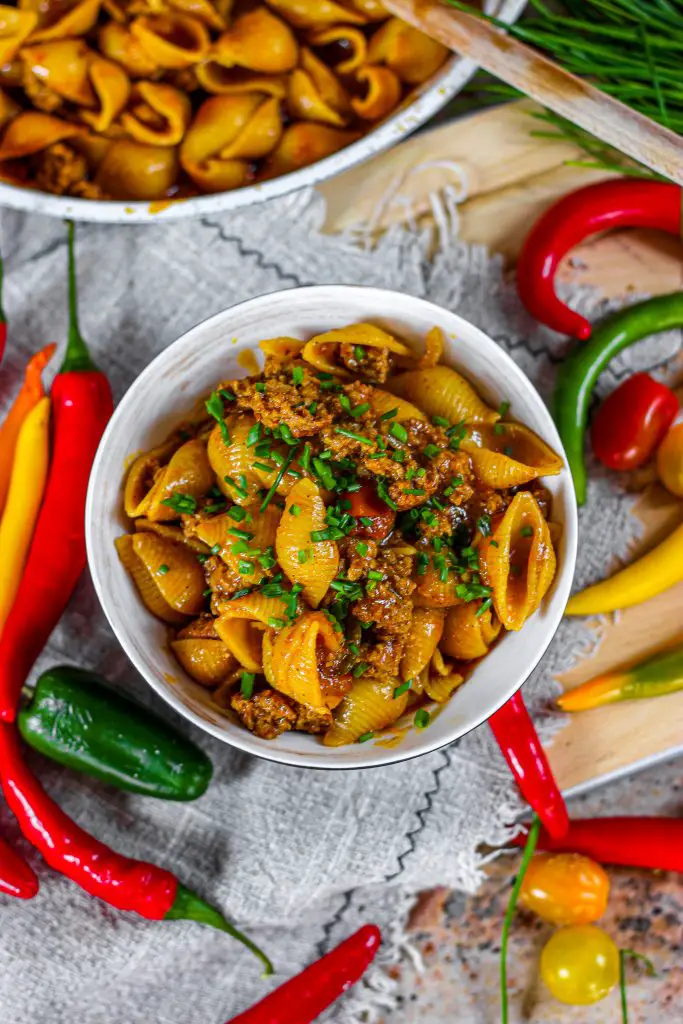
[416,552,429,576]
[351,402,370,418]
[393,680,411,699]
[475,597,493,618]
[253,461,274,473]
[414,708,430,729]
[404,487,425,496]
[357,732,374,743]
[352,662,369,678]
[520,525,534,538]
[348,642,360,655]
[224,475,248,500]
[490,539,499,548]
[494,423,506,436]
[161,492,197,515]
[260,444,299,512]
[356,541,369,556]
[230,587,252,600]
[231,540,249,555]
[292,366,304,386]
[423,444,440,459]
[353,345,365,361]
[339,395,352,413]
[202,588,212,597]
[157,564,169,575]
[432,416,449,427]
[204,502,226,515]
[335,427,374,446]
[376,479,398,511]
[240,672,255,699]
[392,450,405,463]
[297,549,310,564]
[498,400,510,417]
[359,516,373,527]
[247,423,261,447]
[254,382,266,394]
[307,401,318,415]
[312,456,335,490]
[238,560,255,574]
[280,423,296,445]
[289,504,301,517]
[220,388,235,402]
[210,543,222,555]
[197,553,208,564]
[300,442,311,472]
[205,392,231,445]
[389,422,408,443]
[477,515,492,537]
[268,617,286,628]
[380,407,399,421]
[228,528,253,541]
[367,569,382,580]
[228,506,247,522]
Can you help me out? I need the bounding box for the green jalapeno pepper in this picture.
[18,666,212,800]
[553,292,683,505]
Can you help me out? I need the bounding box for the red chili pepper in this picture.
[517,180,682,340]
[0,222,114,722]
[346,483,395,541]
[512,817,683,873]
[489,692,569,841]
[591,373,679,471]
[0,829,38,899]
[228,924,381,1024]
[0,722,273,971]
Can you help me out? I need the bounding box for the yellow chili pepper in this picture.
[0,343,56,516]
[656,422,683,498]
[566,519,683,615]
[0,396,51,634]
[558,643,683,710]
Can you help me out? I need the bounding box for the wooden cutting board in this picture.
[318,100,683,795]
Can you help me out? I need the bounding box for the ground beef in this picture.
[295,703,333,734]
[340,343,390,383]
[32,143,88,196]
[352,580,413,635]
[232,364,334,437]
[230,689,296,740]
[362,632,404,679]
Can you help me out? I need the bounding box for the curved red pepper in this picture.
[512,817,683,873]
[489,692,569,841]
[346,483,395,541]
[0,830,38,899]
[517,180,682,340]
[591,373,679,471]
[228,925,381,1024]
[0,225,114,722]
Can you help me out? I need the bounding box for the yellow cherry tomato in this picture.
[518,853,609,925]
[657,422,683,498]
[540,925,620,1005]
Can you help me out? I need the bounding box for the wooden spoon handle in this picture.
[384,0,683,185]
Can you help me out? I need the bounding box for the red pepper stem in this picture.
[166,883,274,977]
[61,221,97,375]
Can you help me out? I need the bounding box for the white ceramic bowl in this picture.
[0,1,525,223]
[86,285,577,768]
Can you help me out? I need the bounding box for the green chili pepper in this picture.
[18,666,212,800]
[553,292,683,505]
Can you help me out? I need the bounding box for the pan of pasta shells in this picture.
[0,0,526,222]
[86,285,578,768]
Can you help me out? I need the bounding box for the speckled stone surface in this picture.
[392,758,683,1022]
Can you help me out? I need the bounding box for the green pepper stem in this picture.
[61,221,97,374]
[166,883,274,977]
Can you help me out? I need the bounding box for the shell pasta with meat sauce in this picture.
[0,1,448,202]
[117,322,563,746]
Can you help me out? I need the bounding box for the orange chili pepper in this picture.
[0,342,56,515]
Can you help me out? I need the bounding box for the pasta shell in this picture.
[214,618,262,672]
[145,438,214,521]
[136,518,209,554]
[99,21,159,78]
[417,325,444,369]
[28,0,102,43]
[124,438,180,517]
[369,388,426,423]
[94,139,179,200]
[0,111,86,161]
[462,423,563,488]
[262,610,342,708]
[423,670,464,704]
[129,14,209,69]
[368,17,449,85]
[308,25,367,73]
[440,602,502,661]
[116,533,205,622]
[21,39,95,106]
[78,56,131,133]
[171,638,236,686]
[168,0,226,31]
[288,48,351,127]
[324,677,409,747]
[262,122,359,179]
[195,64,287,97]
[351,65,401,121]
[265,0,366,29]
[390,366,499,426]
[276,478,339,607]
[259,336,304,360]
[479,491,557,632]
[400,608,444,682]
[207,414,261,506]
[214,8,298,73]
[0,7,37,64]
[190,504,279,578]
[347,0,388,19]
[120,81,191,146]
[413,561,462,608]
